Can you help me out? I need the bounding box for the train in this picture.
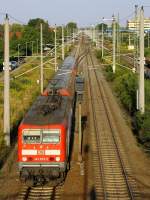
[18,56,76,185]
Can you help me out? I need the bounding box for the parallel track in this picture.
[85,46,140,199]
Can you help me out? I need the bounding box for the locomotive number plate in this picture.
[37,150,44,155]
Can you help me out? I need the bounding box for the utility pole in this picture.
[40,23,43,94]
[54,24,57,71]
[139,6,145,114]
[102,19,104,58]
[112,15,116,73]
[62,25,65,60]
[4,14,10,146]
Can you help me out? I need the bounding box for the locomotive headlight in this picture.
[22,157,27,161]
[56,157,60,161]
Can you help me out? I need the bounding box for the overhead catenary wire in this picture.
[8,14,26,25]
[119,11,137,22]
[0,12,26,24]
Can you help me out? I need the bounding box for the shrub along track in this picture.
[83,44,141,199]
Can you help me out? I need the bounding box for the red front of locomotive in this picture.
[18,122,68,183]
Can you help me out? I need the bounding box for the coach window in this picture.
[42,130,60,143]
[23,130,41,143]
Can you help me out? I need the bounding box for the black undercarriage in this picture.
[20,166,67,186]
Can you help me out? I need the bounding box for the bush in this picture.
[114,72,137,113]
[145,48,150,57]
[95,49,109,61]
[135,111,150,141]
[104,65,115,81]
[20,78,32,85]
[100,52,150,148]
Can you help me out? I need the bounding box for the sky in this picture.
[0,0,150,27]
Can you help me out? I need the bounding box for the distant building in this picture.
[127,18,150,31]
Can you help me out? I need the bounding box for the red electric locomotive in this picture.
[18,56,76,185]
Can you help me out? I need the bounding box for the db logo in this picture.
[38,150,44,155]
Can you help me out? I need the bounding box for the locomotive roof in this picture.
[47,56,76,90]
[22,95,70,125]
[21,56,75,126]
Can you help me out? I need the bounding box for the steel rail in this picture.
[85,52,107,199]
[88,48,136,199]
[81,39,138,198]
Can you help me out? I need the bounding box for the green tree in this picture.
[11,23,24,32]
[135,111,150,140]
[10,33,20,55]
[28,18,54,45]
[96,23,108,31]
[28,18,46,29]
[66,22,77,29]
[66,22,77,33]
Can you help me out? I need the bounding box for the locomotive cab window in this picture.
[42,130,60,143]
[22,129,60,144]
[23,130,41,144]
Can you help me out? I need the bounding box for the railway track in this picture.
[17,184,63,200]
[84,46,140,199]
